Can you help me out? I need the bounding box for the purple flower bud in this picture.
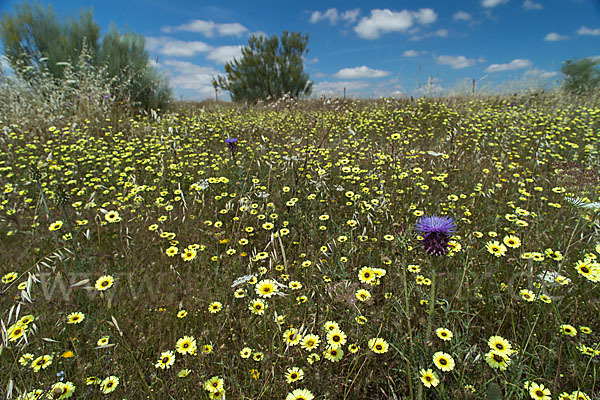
[225,138,238,153]
[414,215,456,256]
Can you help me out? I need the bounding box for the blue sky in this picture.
[1,0,599,99]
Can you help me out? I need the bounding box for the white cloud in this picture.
[144,37,244,66]
[485,59,532,72]
[354,8,437,39]
[334,66,391,79]
[577,26,600,36]
[540,71,559,79]
[403,49,419,57]
[481,0,509,8]
[413,8,437,25]
[304,57,319,64]
[544,32,569,41]
[145,36,211,57]
[310,8,339,24]
[162,60,219,76]
[436,55,477,69]
[312,80,370,97]
[206,46,244,64]
[355,9,412,39]
[523,68,559,80]
[309,8,360,24]
[410,29,448,41]
[341,9,361,23]
[217,23,248,37]
[523,0,543,10]
[161,59,221,98]
[162,20,247,37]
[453,11,472,21]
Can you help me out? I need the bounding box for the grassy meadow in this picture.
[0,94,599,399]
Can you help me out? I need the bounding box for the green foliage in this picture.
[213,31,312,103]
[0,1,171,110]
[561,57,600,96]
[98,25,172,109]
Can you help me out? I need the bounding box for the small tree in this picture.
[213,31,312,103]
[561,57,600,96]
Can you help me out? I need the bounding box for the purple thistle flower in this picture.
[415,215,456,257]
[225,138,238,154]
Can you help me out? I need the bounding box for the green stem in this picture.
[406,359,415,400]
[343,354,368,400]
[425,269,437,343]
[402,263,415,345]
[557,216,582,275]
[505,312,540,399]
[419,258,438,400]
[402,261,416,400]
